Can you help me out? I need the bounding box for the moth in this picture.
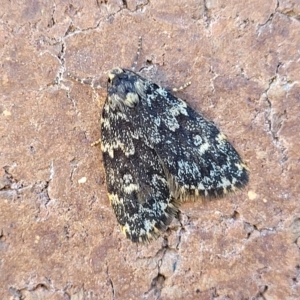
[69,38,249,243]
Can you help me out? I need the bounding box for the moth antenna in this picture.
[131,36,143,71]
[172,81,192,92]
[67,72,103,89]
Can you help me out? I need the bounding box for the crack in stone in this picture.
[203,0,212,28]
[97,0,108,6]
[8,282,50,300]
[255,285,268,299]
[34,180,51,207]
[8,287,22,299]
[34,162,54,207]
[106,264,116,300]
[143,237,169,299]
[47,2,56,28]
[244,220,283,240]
[1,162,53,209]
[55,41,66,85]
[174,211,187,250]
[211,287,219,298]
[144,273,165,300]
[292,265,300,287]
[277,0,300,21]
[0,166,32,200]
[69,158,79,184]
[262,63,288,168]
[258,0,279,28]
[143,221,186,299]
[135,0,150,12]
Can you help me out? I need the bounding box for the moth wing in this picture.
[131,83,249,198]
[101,101,178,242]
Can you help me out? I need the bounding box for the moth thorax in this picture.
[124,92,139,108]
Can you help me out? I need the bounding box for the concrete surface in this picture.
[1,0,300,299]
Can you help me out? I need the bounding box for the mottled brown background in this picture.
[1,0,300,299]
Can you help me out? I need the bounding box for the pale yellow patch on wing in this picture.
[124,92,139,108]
[123,183,139,194]
[108,193,120,205]
[101,138,135,158]
[216,133,228,143]
[121,223,130,236]
[101,117,111,129]
[240,162,250,171]
[199,142,210,154]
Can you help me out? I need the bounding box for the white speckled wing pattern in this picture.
[101,68,249,242]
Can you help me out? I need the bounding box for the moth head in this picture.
[107,68,140,109]
[108,67,123,82]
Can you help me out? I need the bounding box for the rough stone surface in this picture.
[1,0,300,299]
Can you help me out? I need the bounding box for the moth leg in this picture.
[172,81,191,92]
[91,139,101,147]
[131,36,143,71]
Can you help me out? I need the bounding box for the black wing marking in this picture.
[101,90,178,242]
